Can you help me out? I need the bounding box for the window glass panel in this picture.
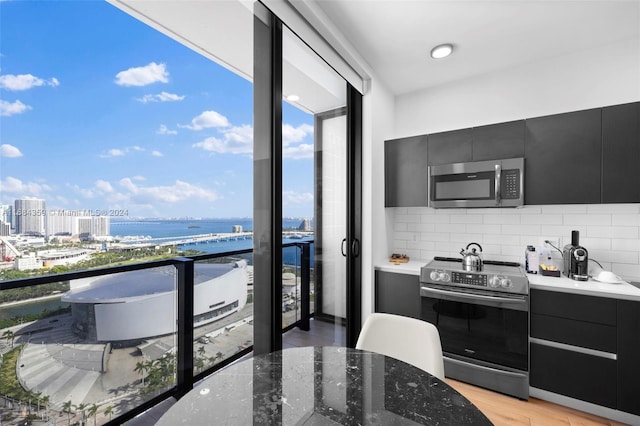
[282,26,346,345]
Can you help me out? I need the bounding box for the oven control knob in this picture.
[441,272,451,283]
[430,270,441,281]
[500,278,513,289]
[489,275,501,288]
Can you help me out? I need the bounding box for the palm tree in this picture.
[134,360,146,387]
[74,403,88,426]
[33,391,42,413]
[103,405,114,422]
[62,400,73,426]
[87,403,99,426]
[2,330,15,348]
[41,395,50,421]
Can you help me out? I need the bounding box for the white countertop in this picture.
[375,260,640,302]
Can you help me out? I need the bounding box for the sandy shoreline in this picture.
[0,293,64,309]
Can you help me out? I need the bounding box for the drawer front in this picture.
[530,289,616,325]
[530,313,617,353]
[530,343,616,408]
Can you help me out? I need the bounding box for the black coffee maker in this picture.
[563,230,589,281]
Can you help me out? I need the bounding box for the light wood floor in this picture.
[446,378,628,426]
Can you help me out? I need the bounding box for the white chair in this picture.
[355,312,445,380]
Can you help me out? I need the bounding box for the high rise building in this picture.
[14,199,46,236]
[77,217,93,240]
[298,218,312,231]
[47,210,76,236]
[0,221,10,236]
[0,204,11,226]
[92,215,110,237]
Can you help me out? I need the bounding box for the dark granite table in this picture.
[157,346,492,425]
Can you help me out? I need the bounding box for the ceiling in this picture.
[108,0,639,106]
[310,0,640,96]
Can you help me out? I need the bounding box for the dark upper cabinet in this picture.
[384,136,428,207]
[427,128,472,165]
[524,108,602,205]
[602,102,640,203]
[472,120,525,161]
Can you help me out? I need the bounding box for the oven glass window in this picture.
[421,297,528,371]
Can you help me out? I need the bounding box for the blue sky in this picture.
[0,0,315,219]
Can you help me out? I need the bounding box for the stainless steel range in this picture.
[420,256,529,400]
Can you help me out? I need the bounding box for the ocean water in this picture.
[110,218,314,264]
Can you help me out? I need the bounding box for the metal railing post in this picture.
[175,257,195,398]
[299,242,310,331]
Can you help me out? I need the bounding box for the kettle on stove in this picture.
[460,242,483,272]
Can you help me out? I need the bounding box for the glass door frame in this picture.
[253,2,362,354]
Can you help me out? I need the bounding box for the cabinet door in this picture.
[617,300,640,415]
[524,109,602,204]
[602,102,640,203]
[375,271,421,320]
[472,120,525,161]
[530,343,616,408]
[384,136,428,207]
[427,128,472,166]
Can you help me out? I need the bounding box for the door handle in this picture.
[351,238,360,257]
[341,238,347,257]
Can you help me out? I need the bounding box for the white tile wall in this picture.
[390,204,640,281]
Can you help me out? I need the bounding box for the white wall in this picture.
[379,37,640,282]
[361,77,395,319]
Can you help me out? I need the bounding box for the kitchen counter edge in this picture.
[374,261,640,302]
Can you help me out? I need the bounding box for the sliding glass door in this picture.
[253,5,361,353]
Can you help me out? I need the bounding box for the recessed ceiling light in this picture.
[286,94,300,102]
[430,44,454,59]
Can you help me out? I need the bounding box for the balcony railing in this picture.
[0,241,313,425]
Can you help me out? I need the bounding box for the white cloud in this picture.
[0,144,23,158]
[115,62,169,87]
[284,143,314,160]
[157,124,177,135]
[118,178,218,203]
[192,125,252,155]
[283,190,313,204]
[0,99,31,116]
[282,123,313,147]
[151,150,164,157]
[94,180,114,193]
[0,176,50,196]
[180,110,229,130]
[0,73,59,91]
[99,146,146,158]
[100,149,125,158]
[136,91,185,103]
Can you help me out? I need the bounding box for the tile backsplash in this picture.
[390,204,640,281]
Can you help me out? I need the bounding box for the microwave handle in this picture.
[495,164,501,206]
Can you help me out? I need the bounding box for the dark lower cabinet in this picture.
[531,289,640,416]
[602,102,640,203]
[525,108,602,205]
[617,300,640,416]
[530,343,617,408]
[374,270,421,320]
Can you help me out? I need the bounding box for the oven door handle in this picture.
[420,285,528,311]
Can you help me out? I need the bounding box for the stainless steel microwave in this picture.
[428,157,524,208]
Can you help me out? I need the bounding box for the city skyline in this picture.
[0,1,316,219]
